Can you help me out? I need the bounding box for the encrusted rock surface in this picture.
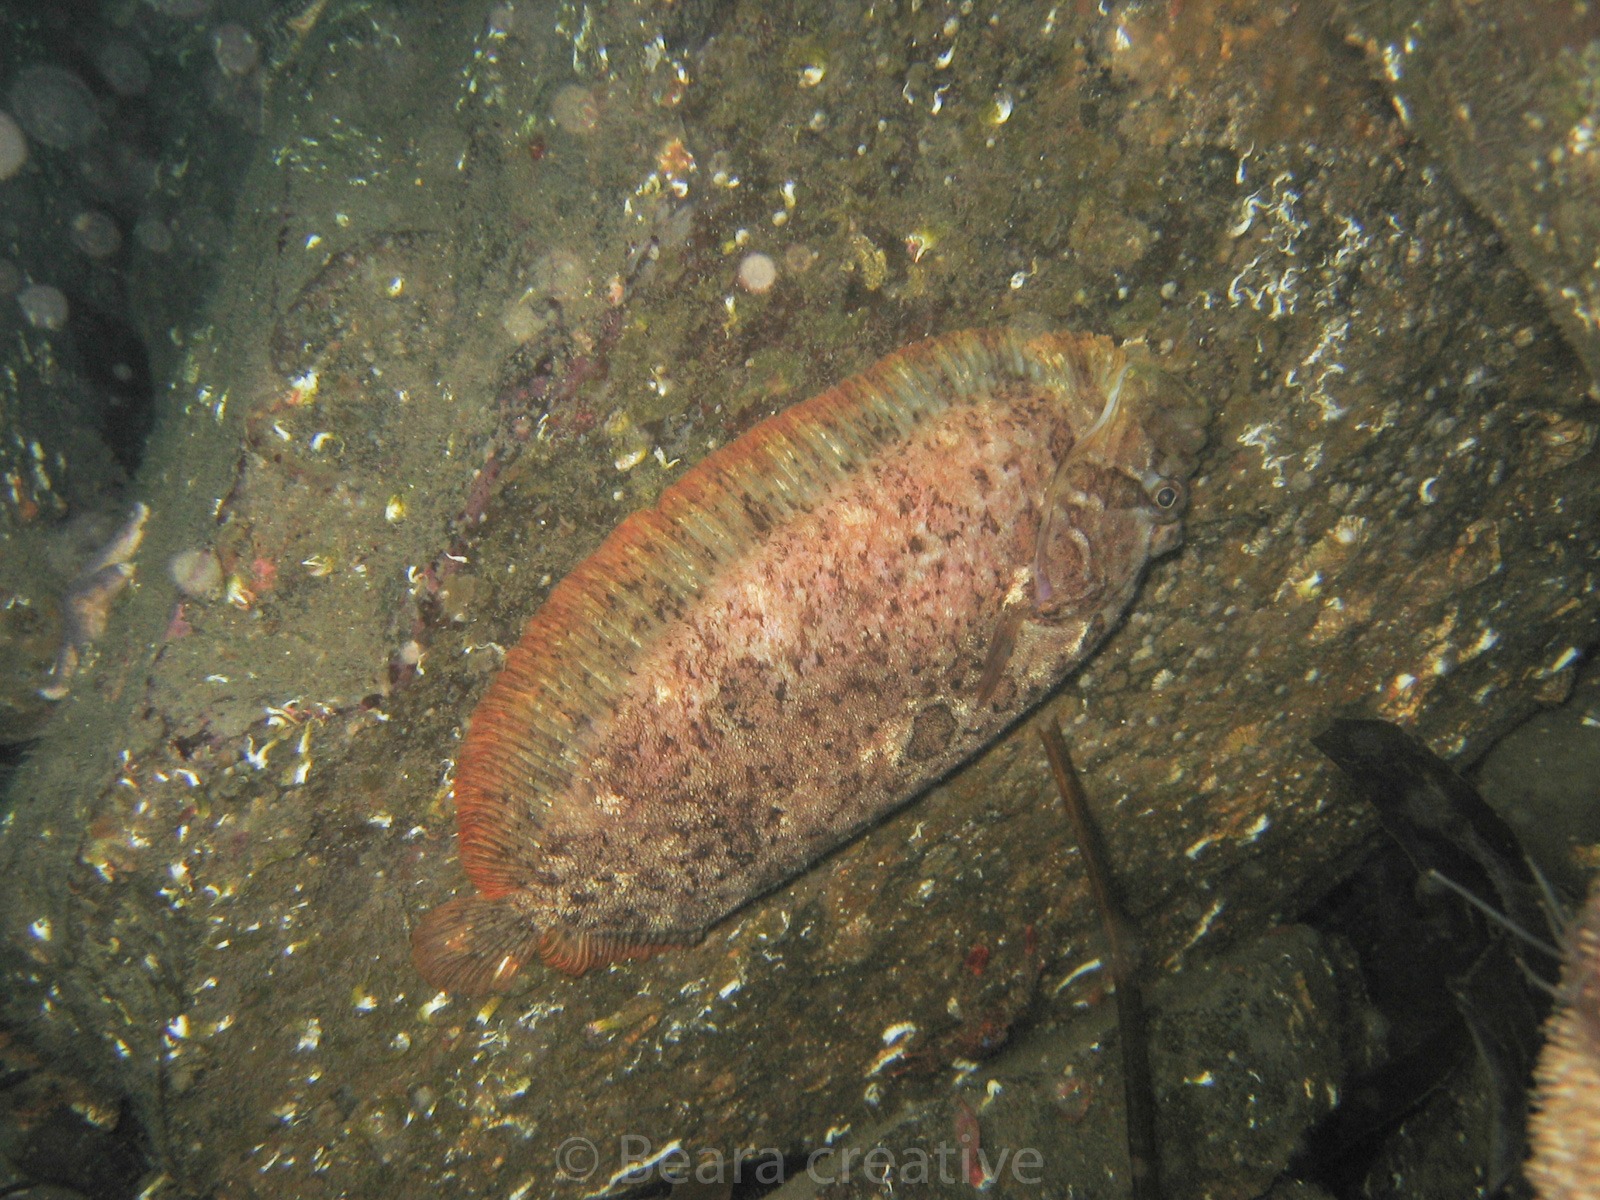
[1339,0,1600,389]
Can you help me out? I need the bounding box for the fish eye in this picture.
[1147,477,1184,514]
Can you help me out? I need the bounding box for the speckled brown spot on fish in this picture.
[906,703,957,762]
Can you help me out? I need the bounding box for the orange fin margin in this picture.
[538,926,683,976]
[411,894,542,995]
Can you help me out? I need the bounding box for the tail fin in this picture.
[411,893,541,995]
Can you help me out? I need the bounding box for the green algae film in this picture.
[412,329,1206,993]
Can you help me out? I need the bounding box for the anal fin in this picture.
[538,926,685,976]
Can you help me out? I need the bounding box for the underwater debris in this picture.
[1041,717,1160,1200]
[39,501,148,701]
[1529,878,1600,1200]
[1314,717,1558,1196]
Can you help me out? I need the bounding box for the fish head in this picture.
[1033,340,1207,614]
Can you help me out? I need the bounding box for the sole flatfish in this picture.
[413,329,1206,993]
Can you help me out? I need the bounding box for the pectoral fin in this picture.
[974,607,1023,709]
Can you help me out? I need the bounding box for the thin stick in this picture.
[1424,868,1563,961]
[1040,717,1161,1200]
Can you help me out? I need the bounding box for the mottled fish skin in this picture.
[413,329,1206,992]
